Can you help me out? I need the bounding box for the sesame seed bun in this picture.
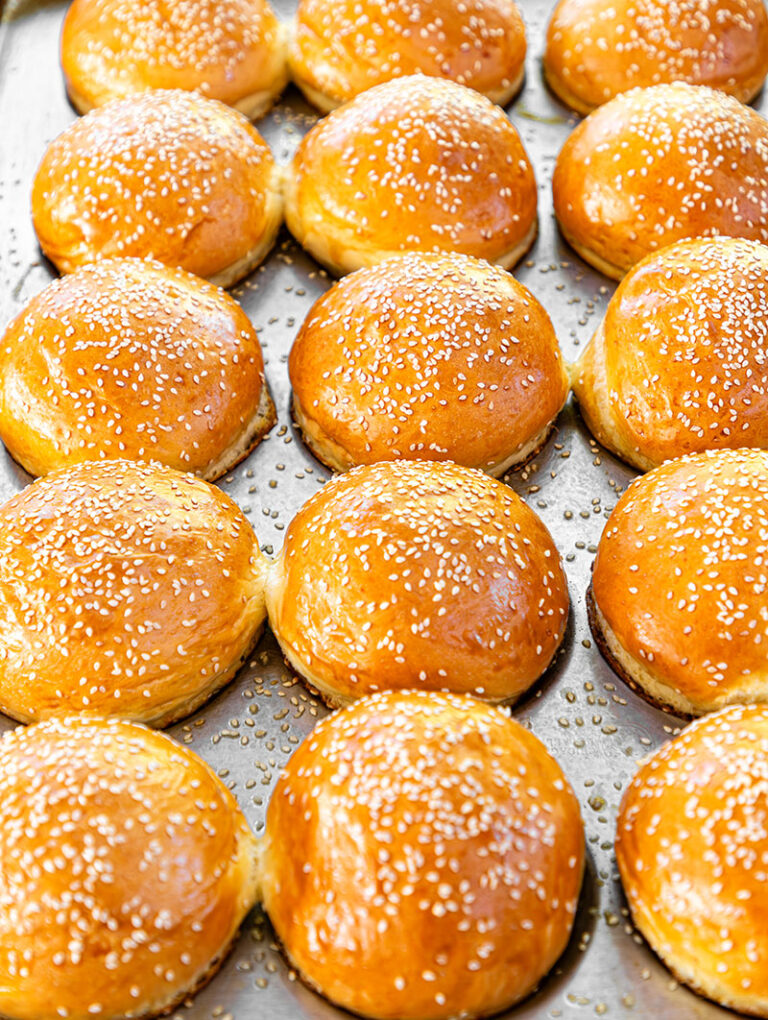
[0,460,268,726]
[288,0,526,112]
[289,252,569,474]
[617,704,768,1016]
[552,83,768,280]
[0,258,275,480]
[265,460,569,706]
[257,689,584,1020]
[544,0,768,116]
[60,0,288,119]
[31,89,283,286]
[571,237,768,471]
[591,449,768,717]
[0,715,258,1020]
[283,74,538,276]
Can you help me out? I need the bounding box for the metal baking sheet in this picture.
[0,1,742,1016]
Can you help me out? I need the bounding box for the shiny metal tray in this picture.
[0,0,739,1016]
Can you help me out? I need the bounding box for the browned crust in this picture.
[586,581,693,721]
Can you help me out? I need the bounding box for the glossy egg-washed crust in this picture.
[0,460,268,726]
[0,715,259,1020]
[617,705,768,1016]
[553,83,768,280]
[545,0,768,115]
[257,690,585,1020]
[0,258,275,479]
[592,449,768,717]
[289,252,569,473]
[31,89,283,286]
[289,0,526,111]
[265,460,569,706]
[284,74,538,276]
[571,237,768,471]
[61,0,288,118]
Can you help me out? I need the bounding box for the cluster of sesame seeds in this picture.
[0,459,260,718]
[65,0,279,93]
[605,237,768,456]
[0,258,265,473]
[32,89,275,271]
[277,460,567,698]
[595,449,768,693]
[555,82,768,262]
[548,0,767,103]
[295,74,536,255]
[265,689,583,1014]
[293,0,525,99]
[0,715,250,1018]
[618,704,768,994]
[290,251,565,466]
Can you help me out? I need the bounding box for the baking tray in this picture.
[0,0,744,1016]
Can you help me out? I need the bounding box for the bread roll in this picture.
[257,689,584,1020]
[31,89,283,286]
[289,0,526,112]
[61,0,288,118]
[0,258,275,479]
[266,460,568,706]
[590,448,768,716]
[617,704,768,1016]
[545,0,768,115]
[572,237,768,471]
[553,83,768,279]
[289,252,569,473]
[0,715,258,1020]
[0,460,267,726]
[284,74,537,276]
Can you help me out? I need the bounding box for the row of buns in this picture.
[59,0,768,118]
[4,687,768,1018]
[32,75,768,290]
[4,234,767,488]
[0,446,766,729]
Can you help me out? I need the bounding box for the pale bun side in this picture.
[617,704,768,1016]
[31,89,283,285]
[288,252,569,473]
[258,689,585,1020]
[0,258,275,480]
[61,0,289,118]
[0,715,259,1020]
[552,83,768,279]
[0,459,268,726]
[265,459,569,706]
[284,74,538,276]
[545,0,768,115]
[571,237,768,471]
[288,0,526,111]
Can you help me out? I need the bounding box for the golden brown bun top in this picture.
[585,237,768,468]
[546,0,768,113]
[31,89,279,279]
[0,459,265,726]
[267,459,568,702]
[0,258,267,479]
[553,83,768,277]
[0,715,258,1020]
[593,449,768,711]
[287,74,537,269]
[259,689,584,1020]
[61,0,285,112]
[617,704,768,1012]
[289,251,569,471]
[290,0,526,106]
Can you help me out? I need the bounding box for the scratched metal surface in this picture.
[0,0,744,1017]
